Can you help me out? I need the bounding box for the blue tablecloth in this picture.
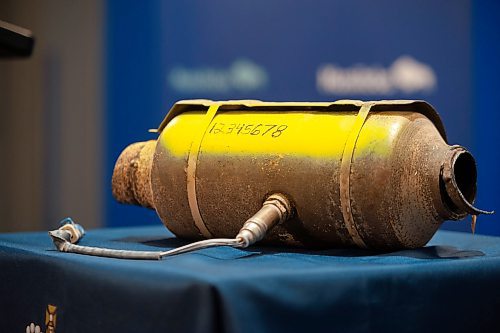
[1,226,499,333]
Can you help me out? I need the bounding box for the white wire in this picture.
[50,229,245,260]
[159,238,244,258]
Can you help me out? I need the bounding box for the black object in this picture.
[0,19,34,58]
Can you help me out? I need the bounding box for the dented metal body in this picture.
[112,100,485,250]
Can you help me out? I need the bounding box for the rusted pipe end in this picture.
[112,140,156,209]
[440,146,493,219]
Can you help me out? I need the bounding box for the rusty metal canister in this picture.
[112,100,486,250]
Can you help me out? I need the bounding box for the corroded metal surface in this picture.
[111,100,488,250]
[112,140,155,209]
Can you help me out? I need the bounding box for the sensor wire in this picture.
[49,194,292,260]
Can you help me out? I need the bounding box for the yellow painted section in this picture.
[159,110,402,158]
[356,115,407,158]
[159,111,205,157]
[202,112,356,157]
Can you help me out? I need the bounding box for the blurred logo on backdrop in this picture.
[316,55,437,95]
[168,58,268,93]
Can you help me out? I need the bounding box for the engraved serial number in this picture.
[208,122,288,138]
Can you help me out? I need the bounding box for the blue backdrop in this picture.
[106,0,499,235]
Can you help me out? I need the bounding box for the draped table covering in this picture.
[1,225,499,332]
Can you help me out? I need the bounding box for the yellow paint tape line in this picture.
[186,104,220,238]
[339,102,375,248]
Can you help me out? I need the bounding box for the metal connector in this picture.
[235,193,292,248]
